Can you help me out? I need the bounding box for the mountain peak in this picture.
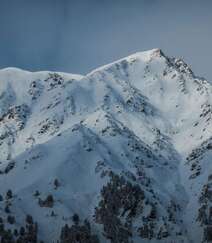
[0,50,211,243]
[148,48,165,57]
[87,48,166,76]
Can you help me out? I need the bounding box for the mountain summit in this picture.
[0,49,211,243]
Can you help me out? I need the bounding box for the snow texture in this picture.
[0,49,211,242]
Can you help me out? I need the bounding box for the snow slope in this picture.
[0,49,211,242]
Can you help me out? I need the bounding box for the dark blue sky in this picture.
[0,0,212,80]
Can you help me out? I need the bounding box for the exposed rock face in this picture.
[38,194,54,208]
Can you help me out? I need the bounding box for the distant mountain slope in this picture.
[0,49,211,243]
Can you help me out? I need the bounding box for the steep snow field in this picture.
[0,49,211,242]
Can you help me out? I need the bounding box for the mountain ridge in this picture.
[0,49,211,243]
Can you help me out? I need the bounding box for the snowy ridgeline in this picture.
[0,49,211,243]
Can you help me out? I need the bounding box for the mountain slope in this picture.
[0,49,211,243]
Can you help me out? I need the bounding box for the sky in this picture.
[0,0,212,80]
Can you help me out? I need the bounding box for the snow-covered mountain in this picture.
[0,49,211,243]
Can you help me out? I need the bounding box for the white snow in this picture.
[0,49,211,242]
